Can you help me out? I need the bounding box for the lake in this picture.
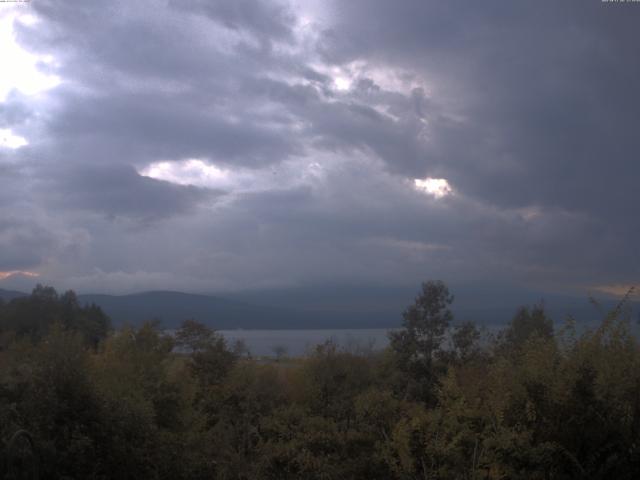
[218,328,393,357]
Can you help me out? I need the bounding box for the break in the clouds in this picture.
[0,0,638,297]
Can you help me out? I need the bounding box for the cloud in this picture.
[592,284,637,299]
[43,163,218,220]
[0,217,56,271]
[317,0,640,215]
[0,270,39,281]
[0,0,637,298]
[0,128,28,149]
[171,0,295,44]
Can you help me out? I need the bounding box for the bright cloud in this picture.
[333,75,351,91]
[413,178,452,199]
[0,9,60,101]
[140,153,338,194]
[0,128,28,149]
[140,159,230,188]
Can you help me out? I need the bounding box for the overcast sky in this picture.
[0,0,638,298]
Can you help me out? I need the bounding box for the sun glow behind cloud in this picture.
[0,9,60,101]
[333,76,351,91]
[413,177,452,199]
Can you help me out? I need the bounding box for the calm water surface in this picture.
[218,328,392,357]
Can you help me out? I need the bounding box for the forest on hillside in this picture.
[0,281,639,479]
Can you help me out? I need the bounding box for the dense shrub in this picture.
[0,283,638,479]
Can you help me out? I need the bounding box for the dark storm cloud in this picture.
[1,0,637,294]
[43,163,216,220]
[237,74,429,168]
[320,0,640,215]
[15,0,311,173]
[48,89,299,167]
[305,0,639,288]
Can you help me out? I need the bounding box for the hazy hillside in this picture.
[0,288,27,302]
[2,286,636,330]
[76,290,398,329]
[80,289,638,330]
[77,291,296,329]
[230,285,639,330]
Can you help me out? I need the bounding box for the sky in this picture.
[0,0,638,300]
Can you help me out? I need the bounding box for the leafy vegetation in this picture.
[0,282,639,479]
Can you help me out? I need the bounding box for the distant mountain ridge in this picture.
[76,290,406,329]
[77,290,321,329]
[2,288,398,329]
[2,287,637,330]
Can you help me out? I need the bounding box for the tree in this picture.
[503,303,553,351]
[0,286,110,345]
[272,344,288,362]
[451,321,482,363]
[175,319,237,390]
[175,318,216,353]
[388,280,454,403]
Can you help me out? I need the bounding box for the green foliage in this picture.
[451,321,482,363]
[298,340,373,420]
[175,319,238,391]
[388,280,455,404]
[501,303,554,353]
[0,282,639,479]
[0,285,110,347]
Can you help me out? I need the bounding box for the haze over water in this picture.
[219,328,391,357]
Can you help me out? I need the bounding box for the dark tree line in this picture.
[0,285,110,347]
[0,282,639,479]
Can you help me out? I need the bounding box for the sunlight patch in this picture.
[0,128,27,149]
[309,59,432,97]
[0,270,39,281]
[140,159,230,188]
[310,61,361,93]
[333,75,351,91]
[413,177,452,199]
[366,65,431,97]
